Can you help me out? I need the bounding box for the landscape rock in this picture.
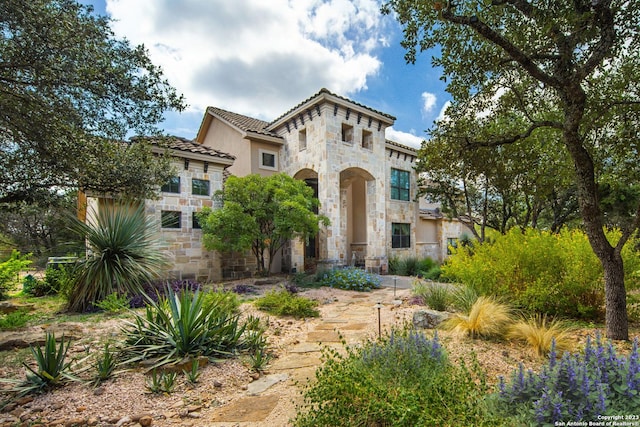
[412,309,450,329]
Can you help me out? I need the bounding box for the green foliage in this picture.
[450,284,480,313]
[183,361,201,385]
[21,274,43,296]
[0,250,31,299]
[412,279,451,311]
[93,343,117,384]
[497,335,640,424]
[0,0,185,205]
[145,370,177,394]
[95,292,130,313]
[67,203,166,312]
[199,173,330,275]
[247,348,273,372]
[441,228,625,319]
[316,267,381,291]
[43,264,77,298]
[294,330,499,426]
[203,288,241,314]
[0,310,33,330]
[388,255,438,277]
[254,289,320,318]
[121,287,253,369]
[443,296,513,339]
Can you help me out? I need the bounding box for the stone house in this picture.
[193,88,468,277]
[83,89,468,282]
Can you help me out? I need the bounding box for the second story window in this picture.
[341,123,354,144]
[362,130,372,150]
[161,176,180,193]
[192,178,210,196]
[390,168,410,201]
[192,212,202,229]
[259,149,277,171]
[299,128,307,151]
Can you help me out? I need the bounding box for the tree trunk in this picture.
[603,250,628,340]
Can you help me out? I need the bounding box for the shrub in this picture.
[0,310,33,330]
[294,330,499,426]
[442,296,513,339]
[412,279,451,311]
[254,289,319,318]
[95,292,130,313]
[317,267,381,291]
[128,279,202,308]
[0,250,32,299]
[441,228,617,319]
[120,287,254,369]
[496,335,640,424]
[389,256,438,277]
[507,315,573,357]
[43,264,76,298]
[67,203,167,312]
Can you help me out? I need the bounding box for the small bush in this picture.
[317,267,381,291]
[294,330,499,426]
[95,292,130,313]
[0,250,32,299]
[0,310,33,330]
[507,315,573,357]
[42,264,76,297]
[496,335,640,424]
[412,279,451,311]
[254,289,319,318]
[442,296,513,339]
[389,256,438,277]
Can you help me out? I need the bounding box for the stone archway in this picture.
[293,168,319,272]
[339,167,375,267]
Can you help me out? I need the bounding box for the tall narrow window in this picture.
[192,212,201,229]
[361,129,372,150]
[390,168,410,201]
[161,176,180,193]
[341,123,353,144]
[299,128,307,151]
[161,211,181,229]
[192,178,210,196]
[392,223,411,248]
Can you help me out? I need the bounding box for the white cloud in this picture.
[104,0,389,122]
[385,127,425,149]
[436,101,451,123]
[421,92,437,115]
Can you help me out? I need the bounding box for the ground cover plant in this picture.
[254,288,320,318]
[316,267,381,291]
[496,335,640,424]
[293,330,500,426]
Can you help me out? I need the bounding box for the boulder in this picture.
[412,309,450,329]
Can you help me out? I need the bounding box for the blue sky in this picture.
[83,0,450,148]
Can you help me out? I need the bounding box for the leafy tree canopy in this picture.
[382,0,640,340]
[199,173,330,275]
[0,0,185,205]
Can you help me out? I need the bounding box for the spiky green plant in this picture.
[442,296,513,339]
[451,284,480,313]
[120,287,250,369]
[412,279,451,311]
[93,342,117,384]
[67,203,167,312]
[507,315,573,357]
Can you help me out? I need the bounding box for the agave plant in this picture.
[67,202,167,312]
[120,286,251,369]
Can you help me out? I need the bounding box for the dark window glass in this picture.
[392,223,411,248]
[161,211,181,229]
[390,168,410,201]
[262,152,275,168]
[192,212,201,229]
[161,176,180,193]
[192,179,210,196]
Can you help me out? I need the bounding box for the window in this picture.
[341,123,353,143]
[362,129,372,150]
[392,223,411,248]
[390,168,410,201]
[161,211,181,229]
[161,176,180,193]
[192,178,210,196]
[192,212,201,229]
[259,149,277,170]
[299,129,307,151]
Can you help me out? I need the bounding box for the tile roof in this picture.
[269,88,396,127]
[206,107,279,138]
[133,136,236,161]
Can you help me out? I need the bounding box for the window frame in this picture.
[161,176,180,193]
[259,149,278,171]
[390,168,410,201]
[161,210,181,229]
[192,178,210,196]
[391,223,411,249]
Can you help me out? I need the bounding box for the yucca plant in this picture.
[442,296,512,339]
[67,202,167,312]
[93,342,117,384]
[507,314,573,357]
[120,286,250,369]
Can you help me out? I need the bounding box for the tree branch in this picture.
[461,120,563,148]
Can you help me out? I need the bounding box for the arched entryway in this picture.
[293,168,319,272]
[340,167,375,267]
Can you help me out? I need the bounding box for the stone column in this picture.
[316,170,342,270]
